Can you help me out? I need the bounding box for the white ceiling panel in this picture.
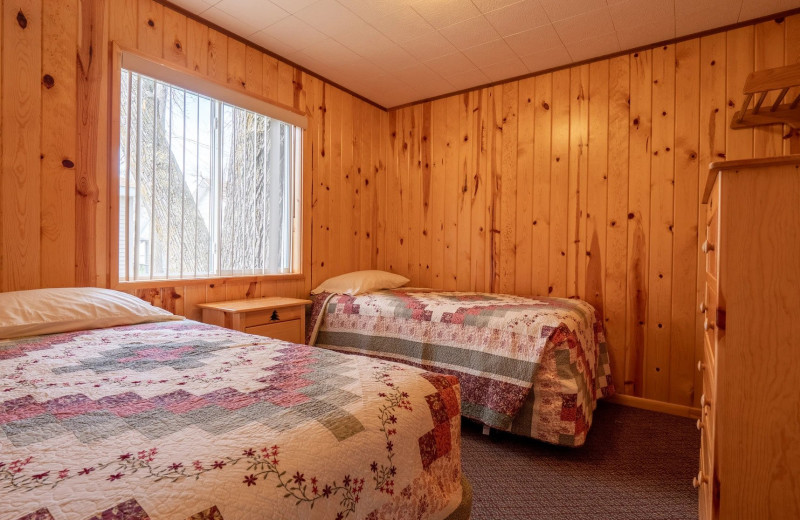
[518,44,572,71]
[403,30,459,60]
[504,23,562,55]
[370,6,435,43]
[201,6,262,37]
[269,0,318,14]
[616,17,676,48]
[424,51,479,77]
[411,0,482,28]
[445,67,492,90]
[440,15,501,49]
[484,0,550,36]
[675,0,741,37]
[472,0,527,13]
[482,56,529,81]
[254,16,327,53]
[553,7,616,43]
[538,0,608,21]
[565,31,620,61]
[174,0,800,108]
[463,39,518,68]
[294,0,366,37]
[215,0,287,30]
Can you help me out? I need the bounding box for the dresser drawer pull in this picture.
[699,302,707,314]
[270,310,280,321]
[693,471,708,489]
[696,418,704,430]
[704,318,714,331]
[701,394,712,408]
[697,360,705,372]
[702,241,715,253]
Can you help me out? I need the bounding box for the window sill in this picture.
[113,273,304,291]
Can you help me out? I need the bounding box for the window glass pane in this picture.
[118,69,296,282]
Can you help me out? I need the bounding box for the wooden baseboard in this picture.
[607,394,701,419]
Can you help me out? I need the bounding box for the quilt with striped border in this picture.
[309,289,614,446]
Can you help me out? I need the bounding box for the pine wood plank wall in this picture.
[380,15,800,407]
[0,0,797,409]
[0,0,386,321]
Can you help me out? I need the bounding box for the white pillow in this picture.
[311,270,410,295]
[0,287,183,339]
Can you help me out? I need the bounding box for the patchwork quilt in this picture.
[308,290,614,447]
[0,321,464,520]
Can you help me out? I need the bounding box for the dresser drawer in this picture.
[246,319,303,344]
[703,283,718,347]
[702,332,715,380]
[705,176,719,224]
[696,444,714,520]
[700,362,715,439]
[705,209,718,279]
[696,446,714,520]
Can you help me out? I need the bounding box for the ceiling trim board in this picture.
[155,0,388,111]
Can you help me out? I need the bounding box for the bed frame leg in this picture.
[482,425,491,436]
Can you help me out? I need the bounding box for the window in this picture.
[117,54,303,282]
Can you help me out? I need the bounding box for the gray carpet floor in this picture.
[461,401,699,520]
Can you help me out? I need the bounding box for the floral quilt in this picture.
[0,321,464,520]
[308,290,614,447]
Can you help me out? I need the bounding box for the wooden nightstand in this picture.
[197,297,312,344]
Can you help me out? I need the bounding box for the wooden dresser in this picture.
[197,297,312,344]
[697,156,800,519]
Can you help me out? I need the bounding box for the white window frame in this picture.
[109,43,307,289]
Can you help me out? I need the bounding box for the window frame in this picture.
[109,43,307,290]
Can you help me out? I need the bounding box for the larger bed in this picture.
[0,290,468,520]
[308,289,615,447]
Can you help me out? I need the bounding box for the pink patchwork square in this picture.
[46,394,100,420]
[269,391,309,407]
[165,394,209,414]
[0,396,47,424]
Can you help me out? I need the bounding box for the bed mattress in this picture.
[0,320,464,520]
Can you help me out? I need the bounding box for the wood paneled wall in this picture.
[0,0,385,321]
[0,0,797,409]
[377,16,800,407]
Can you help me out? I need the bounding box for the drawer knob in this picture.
[702,241,715,253]
[696,418,704,430]
[270,310,280,321]
[704,318,714,331]
[693,471,708,489]
[697,360,705,372]
[699,302,707,314]
[701,394,712,408]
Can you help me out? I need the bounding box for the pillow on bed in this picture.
[311,270,410,295]
[0,287,183,339]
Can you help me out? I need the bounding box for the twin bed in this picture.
[0,289,468,520]
[1,275,614,519]
[308,288,614,447]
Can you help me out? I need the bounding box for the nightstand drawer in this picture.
[197,297,311,345]
[246,320,303,343]
[245,306,303,328]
